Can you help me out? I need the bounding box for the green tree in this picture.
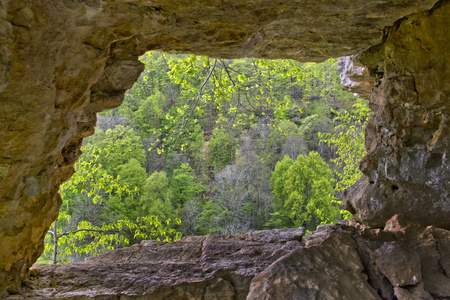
[319,99,370,192]
[59,145,132,223]
[134,90,168,137]
[284,152,340,230]
[41,213,181,265]
[267,155,295,228]
[141,171,177,222]
[87,125,145,177]
[41,145,182,265]
[170,163,204,209]
[104,158,147,220]
[209,128,235,172]
[318,99,371,219]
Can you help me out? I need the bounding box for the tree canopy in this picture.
[39,52,369,264]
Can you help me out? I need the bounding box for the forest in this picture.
[38,52,370,264]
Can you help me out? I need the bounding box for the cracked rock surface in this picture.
[21,217,450,299]
[342,0,450,229]
[23,228,306,299]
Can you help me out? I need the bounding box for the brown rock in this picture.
[246,216,450,300]
[247,231,381,300]
[415,227,450,299]
[375,242,421,287]
[0,0,448,294]
[343,0,450,229]
[384,214,415,232]
[18,219,450,299]
[22,229,304,299]
[438,238,450,277]
[394,282,433,300]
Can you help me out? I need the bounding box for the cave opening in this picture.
[0,0,448,298]
[38,51,369,265]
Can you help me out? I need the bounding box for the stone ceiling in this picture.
[0,0,448,296]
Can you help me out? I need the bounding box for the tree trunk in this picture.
[52,219,58,265]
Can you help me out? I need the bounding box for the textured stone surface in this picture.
[337,55,374,100]
[0,0,447,295]
[20,217,450,299]
[394,282,433,300]
[247,231,381,300]
[375,242,421,287]
[22,229,305,299]
[342,0,450,229]
[247,216,450,300]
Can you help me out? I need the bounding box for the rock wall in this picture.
[21,218,450,299]
[342,0,450,229]
[247,216,450,300]
[337,55,374,100]
[0,0,447,296]
[0,1,145,295]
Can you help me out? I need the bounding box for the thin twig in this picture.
[220,60,237,86]
[57,229,120,238]
[169,59,217,146]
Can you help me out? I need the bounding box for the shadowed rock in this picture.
[21,218,450,299]
[23,228,305,299]
[342,0,450,229]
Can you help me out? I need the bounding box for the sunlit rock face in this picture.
[337,55,374,100]
[0,0,446,295]
[342,1,450,229]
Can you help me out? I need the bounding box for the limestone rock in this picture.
[21,217,450,299]
[337,55,374,100]
[343,0,450,228]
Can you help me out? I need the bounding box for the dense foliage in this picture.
[39,52,370,263]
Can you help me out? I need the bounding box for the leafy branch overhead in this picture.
[45,213,181,265]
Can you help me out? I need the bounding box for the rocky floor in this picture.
[17,215,450,300]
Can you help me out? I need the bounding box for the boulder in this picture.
[375,242,421,287]
[247,231,381,300]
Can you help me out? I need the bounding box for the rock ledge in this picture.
[20,218,450,300]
